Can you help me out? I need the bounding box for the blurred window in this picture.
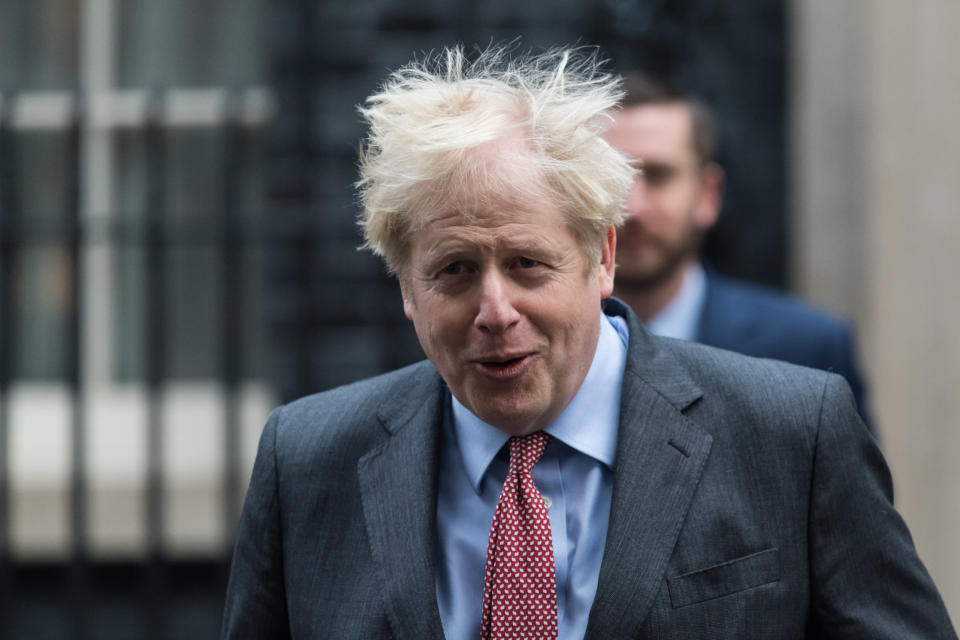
[0,0,274,562]
[0,0,271,384]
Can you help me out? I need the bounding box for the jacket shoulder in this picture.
[708,274,851,333]
[701,273,860,373]
[665,336,836,395]
[267,360,442,461]
[659,336,852,439]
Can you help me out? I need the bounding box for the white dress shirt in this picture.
[646,262,707,341]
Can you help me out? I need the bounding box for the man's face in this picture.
[603,103,721,289]
[400,182,615,437]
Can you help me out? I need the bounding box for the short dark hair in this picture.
[620,72,718,166]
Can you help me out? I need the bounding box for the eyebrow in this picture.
[418,230,564,270]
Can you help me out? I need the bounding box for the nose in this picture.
[474,269,521,334]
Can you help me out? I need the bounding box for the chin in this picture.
[474,398,548,435]
[616,260,679,290]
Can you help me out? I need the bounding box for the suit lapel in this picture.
[357,366,447,640]
[355,302,712,638]
[586,300,713,638]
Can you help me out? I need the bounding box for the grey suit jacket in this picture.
[697,268,872,429]
[222,298,955,639]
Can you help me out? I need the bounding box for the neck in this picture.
[614,261,692,323]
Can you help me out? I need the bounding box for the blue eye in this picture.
[516,257,539,269]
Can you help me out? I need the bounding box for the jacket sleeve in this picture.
[222,409,292,639]
[807,375,956,638]
[825,323,873,434]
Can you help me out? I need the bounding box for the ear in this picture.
[694,162,725,230]
[399,277,415,320]
[597,224,616,298]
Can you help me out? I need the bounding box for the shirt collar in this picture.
[646,262,707,342]
[452,311,628,493]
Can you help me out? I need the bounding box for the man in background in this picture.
[604,73,872,427]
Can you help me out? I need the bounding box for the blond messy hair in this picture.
[356,44,634,274]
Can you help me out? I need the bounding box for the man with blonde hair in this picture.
[223,45,955,639]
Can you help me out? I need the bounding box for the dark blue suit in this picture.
[695,269,871,430]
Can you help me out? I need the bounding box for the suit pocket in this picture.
[667,547,779,608]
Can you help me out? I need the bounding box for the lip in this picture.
[472,352,535,381]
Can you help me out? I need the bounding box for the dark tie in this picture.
[481,431,559,639]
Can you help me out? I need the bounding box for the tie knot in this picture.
[508,431,550,475]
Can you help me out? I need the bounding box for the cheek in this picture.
[661,191,691,220]
[419,306,469,353]
[545,302,588,346]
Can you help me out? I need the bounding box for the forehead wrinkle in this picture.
[421,224,499,260]
[419,220,572,271]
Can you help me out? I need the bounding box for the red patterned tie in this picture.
[481,431,558,640]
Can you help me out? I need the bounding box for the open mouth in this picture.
[475,354,532,380]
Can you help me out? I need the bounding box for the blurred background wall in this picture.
[792,0,960,621]
[0,0,956,638]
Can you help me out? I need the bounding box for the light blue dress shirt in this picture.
[646,262,707,341]
[436,313,629,640]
